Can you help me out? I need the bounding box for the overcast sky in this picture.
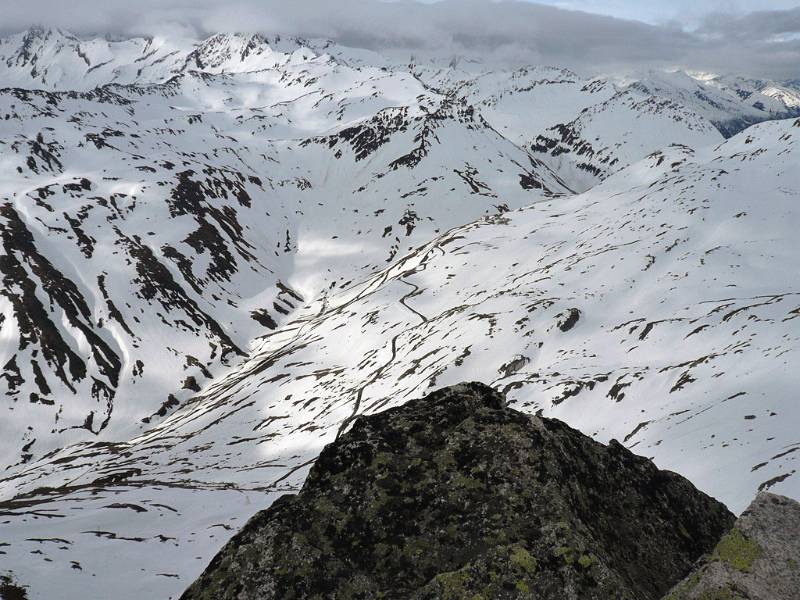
[3,0,800,79]
[533,0,800,27]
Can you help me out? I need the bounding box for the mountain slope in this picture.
[1,28,800,600]
[626,70,800,137]
[6,28,778,471]
[416,66,800,191]
[1,115,798,600]
[3,29,799,195]
[0,35,570,470]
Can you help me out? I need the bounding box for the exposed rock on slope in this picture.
[665,492,800,600]
[0,575,28,600]
[0,34,570,469]
[2,29,800,600]
[182,382,734,600]
[3,117,798,600]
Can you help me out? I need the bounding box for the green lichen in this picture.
[516,580,531,593]
[452,472,485,490]
[713,529,762,572]
[554,546,575,566]
[434,568,472,600]
[372,452,394,469]
[401,537,431,562]
[510,546,538,575]
[444,523,460,542]
[577,553,597,569]
[433,451,456,471]
[484,529,509,546]
[695,585,747,600]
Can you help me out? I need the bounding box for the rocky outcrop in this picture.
[181,382,734,600]
[664,492,800,600]
[0,574,28,600]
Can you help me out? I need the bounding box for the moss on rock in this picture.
[713,529,763,573]
[510,546,538,575]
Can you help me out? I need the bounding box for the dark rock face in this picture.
[182,382,734,600]
[664,492,800,600]
[0,574,29,600]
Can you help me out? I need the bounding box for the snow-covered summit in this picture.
[625,69,800,136]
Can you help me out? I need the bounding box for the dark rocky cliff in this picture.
[181,382,735,600]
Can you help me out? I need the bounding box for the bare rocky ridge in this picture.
[665,492,800,600]
[181,382,734,600]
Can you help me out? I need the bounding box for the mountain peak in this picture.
[181,382,734,600]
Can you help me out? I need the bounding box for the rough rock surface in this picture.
[664,492,800,600]
[181,382,734,600]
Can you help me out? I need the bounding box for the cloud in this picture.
[699,6,800,40]
[2,0,800,79]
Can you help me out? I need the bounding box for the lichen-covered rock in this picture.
[663,492,800,600]
[181,382,734,600]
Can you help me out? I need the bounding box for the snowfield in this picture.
[1,28,799,600]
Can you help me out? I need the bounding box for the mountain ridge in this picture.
[0,28,799,600]
[181,382,735,600]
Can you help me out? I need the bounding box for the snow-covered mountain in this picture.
[625,70,800,136]
[1,30,578,473]
[410,66,800,192]
[1,28,799,600]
